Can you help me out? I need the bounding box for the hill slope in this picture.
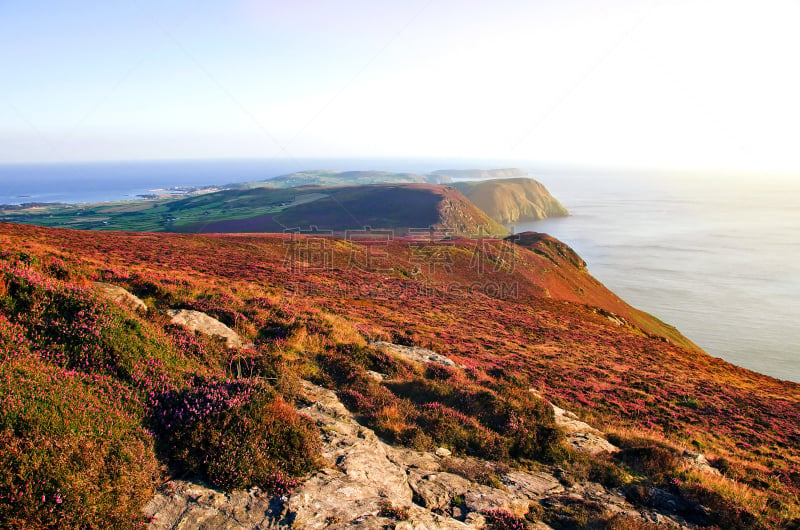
[0,184,508,236]
[2,222,800,528]
[454,178,569,225]
[177,184,508,236]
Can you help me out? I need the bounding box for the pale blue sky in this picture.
[2,0,800,173]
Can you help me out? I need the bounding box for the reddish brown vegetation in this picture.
[2,221,800,527]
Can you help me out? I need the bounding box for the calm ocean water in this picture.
[1,159,797,382]
[517,172,800,383]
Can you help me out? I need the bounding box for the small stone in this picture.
[435,447,452,458]
[464,512,486,528]
[366,370,385,381]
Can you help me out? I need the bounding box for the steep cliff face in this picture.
[454,178,569,225]
[512,232,586,270]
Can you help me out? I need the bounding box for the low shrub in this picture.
[542,497,609,529]
[1,263,119,373]
[366,347,413,379]
[561,451,629,490]
[378,499,410,521]
[1,263,190,381]
[0,355,159,529]
[604,514,674,529]
[166,323,228,368]
[425,363,459,381]
[677,481,764,530]
[617,445,679,478]
[483,509,526,530]
[153,378,320,493]
[440,457,506,487]
[417,403,509,460]
[226,347,302,398]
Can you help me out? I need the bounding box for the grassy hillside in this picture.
[178,184,508,236]
[0,184,508,236]
[454,178,570,225]
[1,221,799,527]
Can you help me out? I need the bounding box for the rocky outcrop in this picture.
[92,282,147,313]
[681,451,722,476]
[166,309,244,348]
[371,341,464,368]
[285,381,466,529]
[145,379,692,529]
[552,404,620,456]
[284,381,688,529]
[143,480,285,530]
[529,390,619,456]
[502,471,565,499]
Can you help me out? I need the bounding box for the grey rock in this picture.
[387,448,441,472]
[565,431,620,455]
[286,382,414,528]
[166,309,244,348]
[146,380,693,529]
[93,282,147,313]
[529,391,619,456]
[408,469,470,511]
[371,341,464,368]
[464,512,486,528]
[366,370,386,381]
[681,451,721,476]
[143,480,283,530]
[463,484,531,518]
[502,470,564,499]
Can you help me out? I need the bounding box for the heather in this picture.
[0,352,158,528]
[1,222,800,528]
[0,251,320,528]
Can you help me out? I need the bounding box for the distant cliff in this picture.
[453,177,569,225]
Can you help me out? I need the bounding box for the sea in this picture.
[514,171,800,383]
[1,159,798,382]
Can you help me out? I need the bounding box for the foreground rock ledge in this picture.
[146,380,693,529]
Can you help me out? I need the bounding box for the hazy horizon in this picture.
[2,156,799,183]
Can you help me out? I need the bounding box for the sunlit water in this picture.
[517,172,800,382]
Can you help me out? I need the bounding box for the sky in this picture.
[1,0,800,174]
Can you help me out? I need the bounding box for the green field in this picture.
[0,170,452,232]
